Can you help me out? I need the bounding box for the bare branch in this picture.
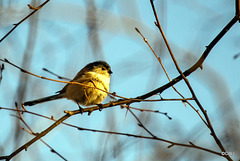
[0,63,4,84]
[0,106,222,158]
[42,68,71,81]
[0,0,50,43]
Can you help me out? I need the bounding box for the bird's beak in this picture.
[109,70,113,74]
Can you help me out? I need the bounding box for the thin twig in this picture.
[0,106,224,159]
[127,106,157,138]
[42,68,71,81]
[0,0,50,43]
[150,1,238,160]
[76,127,222,157]
[1,58,193,105]
[0,64,4,84]
[14,103,68,161]
[0,2,238,160]
[135,27,208,126]
[0,58,127,100]
[0,113,71,161]
[236,0,240,21]
[121,105,172,120]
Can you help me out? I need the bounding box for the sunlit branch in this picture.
[0,106,222,158]
[0,0,50,43]
[0,58,127,101]
[14,103,67,161]
[120,105,172,120]
[135,27,208,126]
[149,1,238,160]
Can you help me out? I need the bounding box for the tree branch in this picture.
[0,0,50,43]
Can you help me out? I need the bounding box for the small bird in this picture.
[23,61,112,109]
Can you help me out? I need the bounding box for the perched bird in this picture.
[23,61,112,109]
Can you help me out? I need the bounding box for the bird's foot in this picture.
[77,104,84,114]
[97,104,103,111]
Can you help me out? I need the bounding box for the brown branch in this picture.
[149,0,187,78]
[0,63,4,84]
[0,58,129,101]
[127,106,157,138]
[0,1,238,160]
[149,1,238,160]
[0,106,222,158]
[0,58,196,106]
[14,103,67,161]
[1,58,193,106]
[1,14,237,157]
[0,0,50,43]
[183,16,238,161]
[134,14,238,101]
[0,112,71,161]
[121,105,172,120]
[236,0,240,21]
[42,68,71,81]
[135,27,208,126]
[0,58,136,102]
[76,125,222,157]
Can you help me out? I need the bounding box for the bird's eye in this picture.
[102,67,106,70]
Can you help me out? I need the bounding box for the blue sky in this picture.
[0,0,240,161]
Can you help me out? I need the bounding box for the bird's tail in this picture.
[23,93,65,106]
